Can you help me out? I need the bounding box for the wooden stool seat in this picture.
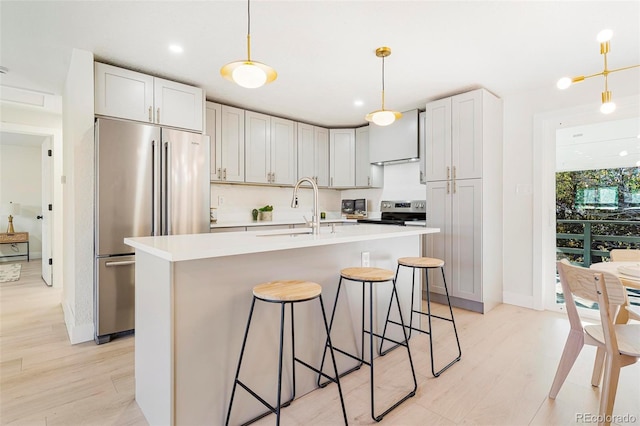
[340,267,395,282]
[253,280,322,302]
[398,257,444,268]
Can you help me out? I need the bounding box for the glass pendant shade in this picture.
[220,0,276,89]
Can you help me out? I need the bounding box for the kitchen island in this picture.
[125,224,439,425]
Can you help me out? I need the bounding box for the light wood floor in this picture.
[1,260,638,425]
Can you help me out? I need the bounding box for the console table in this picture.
[0,232,29,262]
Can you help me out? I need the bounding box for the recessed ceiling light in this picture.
[619,150,628,157]
[636,160,640,167]
[169,44,183,54]
[354,100,364,107]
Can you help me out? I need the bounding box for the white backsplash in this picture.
[211,183,342,222]
[211,162,424,222]
[341,162,425,213]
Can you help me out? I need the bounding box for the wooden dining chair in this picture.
[589,272,640,425]
[609,249,640,262]
[549,259,627,399]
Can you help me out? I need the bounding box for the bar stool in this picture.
[318,267,417,422]
[379,257,461,377]
[225,280,348,425]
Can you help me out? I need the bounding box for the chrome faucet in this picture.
[291,177,320,234]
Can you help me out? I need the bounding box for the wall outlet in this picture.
[361,251,370,267]
[218,196,225,206]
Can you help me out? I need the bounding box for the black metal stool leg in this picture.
[226,297,257,426]
[378,264,402,355]
[438,266,462,373]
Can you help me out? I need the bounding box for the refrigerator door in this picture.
[161,128,210,235]
[96,119,160,256]
[95,255,135,338]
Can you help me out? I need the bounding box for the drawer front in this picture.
[0,232,28,243]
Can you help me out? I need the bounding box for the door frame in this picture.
[0,121,63,288]
[533,95,640,312]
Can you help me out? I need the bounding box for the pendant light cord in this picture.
[381,55,386,110]
[246,0,252,61]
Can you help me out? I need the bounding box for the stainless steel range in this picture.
[357,200,426,225]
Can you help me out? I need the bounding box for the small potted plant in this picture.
[258,205,273,221]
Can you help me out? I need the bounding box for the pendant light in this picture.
[366,47,402,126]
[557,29,639,114]
[220,0,277,89]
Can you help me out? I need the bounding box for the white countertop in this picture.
[210,218,357,228]
[125,224,439,262]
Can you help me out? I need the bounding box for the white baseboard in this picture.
[62,301,94,344]
[503,291,537,310]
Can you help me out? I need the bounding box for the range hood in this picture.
[369,109,419,164]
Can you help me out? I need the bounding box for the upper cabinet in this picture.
[369,109,419,163]
[355,126,383,188]
[95,62,203,132]
[297,123,329,187]
[329,129,355,188]
[419,111,426,184]
[425,89,488,182]
[245,112,296,185]
[206,102,222,182]
[214,105,245,182]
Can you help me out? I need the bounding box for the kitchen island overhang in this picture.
[125,224,439,425]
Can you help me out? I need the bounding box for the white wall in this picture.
[62,48,95,343]
[502,70,640,309]
[0,143,42,258]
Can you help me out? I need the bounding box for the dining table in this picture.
[590,261,640,323]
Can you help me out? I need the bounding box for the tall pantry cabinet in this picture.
[424,88,503,313]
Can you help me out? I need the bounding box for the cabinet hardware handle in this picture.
[223,168,227,180]
[420,171,423,182]
[453,166,456,179]
[217,168,221,179]
[105,260,136,267]
[157,108,160,123]
[447,181,450,194]
[267,172,271,183]
[447,166,450,180]
[271,172,275,183]
[453,181,457,194]
[368,176,371,186]
[148,106,152,122]
[330,177,333,186]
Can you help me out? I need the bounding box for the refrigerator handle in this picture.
[163,141,171,235]
[152,140,161,236]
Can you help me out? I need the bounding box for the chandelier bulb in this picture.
[597,29,613,43]
[557,77,572,90]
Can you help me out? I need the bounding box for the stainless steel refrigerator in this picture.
[94,118,209,344]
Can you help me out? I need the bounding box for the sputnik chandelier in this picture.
[557,29,639,114]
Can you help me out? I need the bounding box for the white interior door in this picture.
[41,137,52,286]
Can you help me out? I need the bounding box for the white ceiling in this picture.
[0,1,639,128]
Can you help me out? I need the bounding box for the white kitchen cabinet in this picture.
[424,88,502,314]
[419,111,426,184]
[270,117,297,185]
[95,62,203,132]
[297,123,329,187]
[206,102,222,181]
[245,112,296,185]
[355,126,383,188]
[217,105,245,182]
[329,129,355,188]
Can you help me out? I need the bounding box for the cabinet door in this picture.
[452,90,483,179]
[425,181,452,295]
[315,127,330,187]
[94,62,154,123]
[424,97,451,181]
[270,117,297,185]
[220,106,245,182]
[154,78,204,132]
[329,129,355,188]
[419,111,426,184]
[297,123,315,181]
[244,111,271,184]
[355,126,370,187]
[206,102,222,181]
[451,178,482,301]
